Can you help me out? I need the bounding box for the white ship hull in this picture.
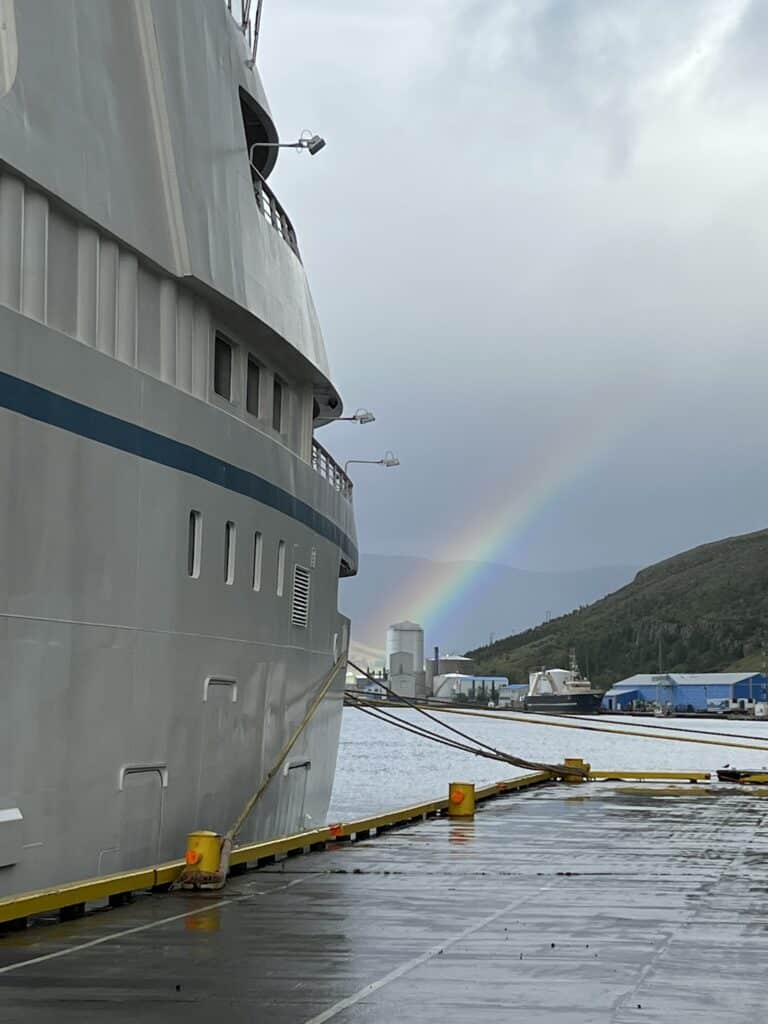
[0,311,352,896]
[0,1,358,898]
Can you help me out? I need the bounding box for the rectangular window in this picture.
[247,358,260,417]
[187,510,202,579]
[224,521,236,584]
[252,531,263,591]
[276,540,286,597]
[291,566,311,628]
[214,335,232,400]
[272,376,283,432]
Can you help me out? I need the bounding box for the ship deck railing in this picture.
[312,439,353,500]
[250,168,301,261]
[226,2,300,258]
[226,1,262,65]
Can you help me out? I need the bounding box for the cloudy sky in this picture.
[261,0,768,574]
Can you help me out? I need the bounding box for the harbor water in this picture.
[328,707,768,819]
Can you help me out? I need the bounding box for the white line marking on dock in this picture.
[302,883,554,1024]
[0,876,309,977]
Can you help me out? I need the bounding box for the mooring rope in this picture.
[422,698,768,745]
[227,653,348,844]
[553,712,768,745]
[345,691,538,767]
[398,702,768,755]
[346,660,586,776]
[176,654,349,887]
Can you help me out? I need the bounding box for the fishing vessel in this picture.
[0,0,356,897]
[524,652,602,714]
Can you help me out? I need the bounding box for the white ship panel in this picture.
[0,1,331,384]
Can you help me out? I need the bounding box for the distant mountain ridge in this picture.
[340,553,636,655]
[469,528,768,686]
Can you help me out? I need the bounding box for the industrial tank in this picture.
[386,621,424,675]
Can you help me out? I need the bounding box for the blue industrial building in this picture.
[602,673,768,713]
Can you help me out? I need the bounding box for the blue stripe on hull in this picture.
[0,369,357,563]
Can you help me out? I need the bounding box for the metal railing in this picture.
[312,440,353,500]
[226,0,263,65]
[225,2,300,258]
[251,169,301,260]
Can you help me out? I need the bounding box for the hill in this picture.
[340,554,636,654]
[468,529,768,687]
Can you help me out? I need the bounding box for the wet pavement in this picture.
[0,781,767,1022]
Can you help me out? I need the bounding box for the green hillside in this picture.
[468,529,768,688]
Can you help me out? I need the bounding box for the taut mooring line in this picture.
[346,660,585,776]
[403,702,768,754]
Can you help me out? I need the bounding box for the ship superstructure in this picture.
[0,0,356,896]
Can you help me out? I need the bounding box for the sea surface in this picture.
[327,706,768,820]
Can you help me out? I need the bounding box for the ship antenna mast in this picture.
[251,0,264,64]
[231,0,264,67]
[569,647,580,678]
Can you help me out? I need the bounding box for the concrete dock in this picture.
[0,781,767,1022]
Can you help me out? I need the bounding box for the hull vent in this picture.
[292,566,311,628]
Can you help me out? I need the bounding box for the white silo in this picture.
[386,621,424,675]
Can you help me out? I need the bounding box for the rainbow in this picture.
[375,411,633,646]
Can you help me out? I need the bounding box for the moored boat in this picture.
[716,768,768,784]
[524,652,603,714]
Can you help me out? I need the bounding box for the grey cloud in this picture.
[437,0,756,167]
[259,0,768,581]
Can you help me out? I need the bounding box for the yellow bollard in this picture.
[448,782,475,817]
[184,831,223,874]
[562,758,591,784]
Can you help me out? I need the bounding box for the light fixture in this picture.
[337,408,376,425]
[304,134,326,155]
[344,451,401,474]
[249,130,326,163]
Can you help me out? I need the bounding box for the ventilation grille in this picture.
[291,566,311,628]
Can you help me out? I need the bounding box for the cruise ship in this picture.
[0,1,356,897]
